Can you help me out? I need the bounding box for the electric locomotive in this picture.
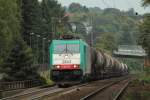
[50,39,87,84]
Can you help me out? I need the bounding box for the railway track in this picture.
[2,85,60,100]
[1,82,89,100]
[29,83,90,100]
[1,76,130,100]
[80,78,131,100]
[41,76,129,100]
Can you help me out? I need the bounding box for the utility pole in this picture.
[51,16,66,39]
[90,16,94,47]
[30,33,34,48]
[48,40,51,64]
[42,37,46,64]
[51,17,58,39]
[51,17,55,39]
[36,35,40,64]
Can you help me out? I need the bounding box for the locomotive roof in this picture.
[51,39,88,46]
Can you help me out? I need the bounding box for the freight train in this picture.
[49,36,128,85]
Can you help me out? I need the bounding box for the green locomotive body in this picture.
[49,39,92,83]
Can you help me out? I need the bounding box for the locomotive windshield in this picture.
[53,44,80,54]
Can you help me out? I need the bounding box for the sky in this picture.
[56,0,150,14]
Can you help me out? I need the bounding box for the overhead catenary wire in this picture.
[112,0,116,8]
[126,0,134,9]
[102,0,110,8]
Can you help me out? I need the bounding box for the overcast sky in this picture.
[56,0,150,14]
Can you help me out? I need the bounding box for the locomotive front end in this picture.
[50,40,83,84]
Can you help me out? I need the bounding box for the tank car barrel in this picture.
[90,47,128,79]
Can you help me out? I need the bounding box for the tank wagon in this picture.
[49,39,128,85]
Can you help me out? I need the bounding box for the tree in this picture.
[39,0,65,63]
[0,0,20,67]
[1,38,40,81]
[143,0,150,6]
[41,0,65,38]
[119,25,135,45]
[19,0,41,45]
[139,14,150,56]
[138,0,150,57]
[95,33,118,55]
[68,6,140,49]
[69,3,82,13]
[68,3,89,13]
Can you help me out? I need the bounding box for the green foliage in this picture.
[120,58,144,73]
[68,5,140,54]
[1,39,41,81]
[138,14,150,56]
[37,0,65,63]
[137,67,150,84]
[95,33,117,54]
[0,0,20,68]
[92,8,139,45]
[0,0,66,81]
[19,0,42,44]
[18,0,65,63]
[69,3,89,13]
[41,0,65,37]
[143,0,150,6]
[44,78,54,85]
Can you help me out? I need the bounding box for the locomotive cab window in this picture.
[53,44,80,54]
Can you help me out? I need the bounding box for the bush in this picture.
[137,67,150,84]
[1,38,43,82]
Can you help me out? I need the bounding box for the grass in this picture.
[121,67,150,100]
[45,78,54,85]
[137,67,150,84]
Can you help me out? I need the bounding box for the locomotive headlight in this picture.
[65,55,68,59]
[56,65,60,69]
[74,65,77,68]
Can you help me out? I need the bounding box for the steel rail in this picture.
[113,80,131,100]
[29,78,123,100]
[2,82,89,100]
[2,85,58,100]
[80,81,119,100]
[29,83,90,100]
[80,78,129,100]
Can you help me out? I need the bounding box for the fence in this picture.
[0,64,49,91]
[0,80,40,91]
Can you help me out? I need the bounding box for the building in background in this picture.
[113,45,147,73]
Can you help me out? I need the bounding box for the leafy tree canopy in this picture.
[95,33,117,55]
[40,0,66,39]
[138,0,150,57]
[0,0,20,67]
[67,3,141,53]
[69,3,89,13]
[139,14,150,56]
[143,0,150,6]
[1,38,40,81]
[19,0,41,45]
